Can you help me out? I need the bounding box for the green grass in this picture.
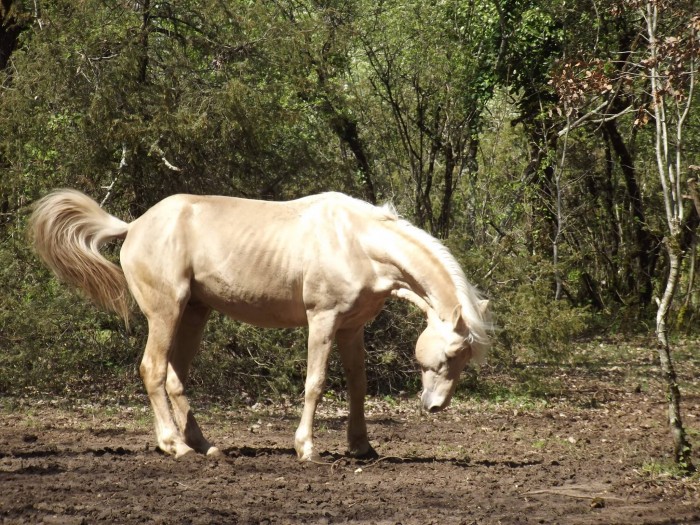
[639,459,700,480]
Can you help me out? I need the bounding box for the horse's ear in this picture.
[451,304,466,331]
[478,299,490,317]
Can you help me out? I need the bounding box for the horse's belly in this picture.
[220,301,307,328]
[190,278,307,328]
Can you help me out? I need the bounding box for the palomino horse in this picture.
[30,190,490,460]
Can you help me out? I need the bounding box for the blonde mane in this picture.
[382,203,491,360]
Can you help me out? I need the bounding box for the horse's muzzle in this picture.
[421,390,449,413]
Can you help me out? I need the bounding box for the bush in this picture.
[0,240,142,398]
[188,298,425,402]
[496,280,593,362]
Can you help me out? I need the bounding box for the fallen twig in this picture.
[523,487,625,502]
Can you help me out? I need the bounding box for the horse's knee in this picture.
[165,372,185,398]
[304,374,326,401]
[139,359,166,395]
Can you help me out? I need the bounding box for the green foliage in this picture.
[1,0,700,409]
[191,316,309,401]
[497,279,593,361]
[640,459,700,480]
[187,299,425,401]
[0,238,142,397]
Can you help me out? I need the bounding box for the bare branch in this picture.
[100,144,128,208]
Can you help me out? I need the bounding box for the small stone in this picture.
[590,497,605,509]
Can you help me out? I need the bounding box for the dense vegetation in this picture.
[1,0,699,464]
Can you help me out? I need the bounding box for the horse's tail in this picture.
[29,189,131,326]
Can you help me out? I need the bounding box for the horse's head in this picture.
[392,288,490,413]
[415,305,475,413]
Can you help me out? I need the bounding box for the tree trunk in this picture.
[522,119,558,280]
[599,130,623,297]
[137,0,150,84]
[435,143,456,239]
[0,0,31,71]
[330,114,376,204]
[644,0,696,472]
[655,243,695,471]
[603,119,657,305]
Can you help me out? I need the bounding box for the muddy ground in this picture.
[1,342,700,524]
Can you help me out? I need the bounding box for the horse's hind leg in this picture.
[336,327,375,458]
[124,259,193,458]
[166,303,220,456]
[139,305,194,458]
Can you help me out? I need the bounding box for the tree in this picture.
[0,0,31,221]
[271,0,378,203]
[359,0,499,237]
[0,0,30,71]
[642,0,698,472]
[492,0,564,290]
[549,0,699,471]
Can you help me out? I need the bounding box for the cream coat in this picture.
[31,190,490,460]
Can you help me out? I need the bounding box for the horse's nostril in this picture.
[428,405,441,413]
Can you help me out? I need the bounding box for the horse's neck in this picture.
[377,225,460,320]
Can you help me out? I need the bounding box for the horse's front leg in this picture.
[294,313,337,462]
[336,327,375,458]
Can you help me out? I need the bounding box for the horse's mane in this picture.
[313,193,491,361]
[381,202,491,362]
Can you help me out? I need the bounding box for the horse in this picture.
[30,189,490,461]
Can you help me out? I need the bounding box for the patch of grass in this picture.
[381,394,399,407]
[531,439,547,450]
[458,365,561,409]
[639,460,700,480]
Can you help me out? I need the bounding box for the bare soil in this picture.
[2,344,700,524]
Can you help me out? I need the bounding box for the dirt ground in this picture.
[2,344,700,524]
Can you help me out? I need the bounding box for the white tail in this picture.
[29,189,131,325]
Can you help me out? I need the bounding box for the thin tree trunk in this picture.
[137,0,150,84]
[655,245,694,470]
[683,238,696,311]
[644,0,695,472]
[435,143,456,239]
[329,113,377,204]
[685,178,700,314]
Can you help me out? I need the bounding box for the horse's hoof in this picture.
[206,446,223,458]
[174,445,197,460]
[299,450,326,464]
[347,444,379,460]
